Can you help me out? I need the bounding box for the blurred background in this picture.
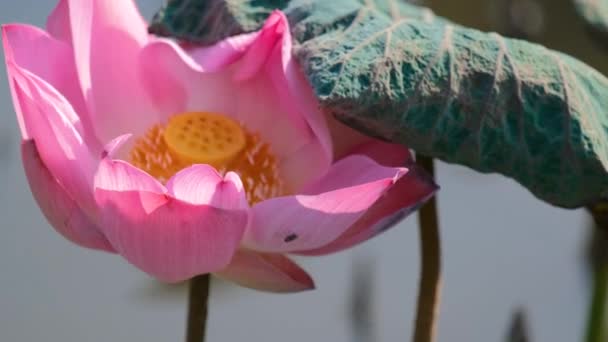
[0,0,605,341]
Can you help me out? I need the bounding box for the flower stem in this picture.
[186,274,211,342]
[585,208,608,342]
[412,155,442,342]
[586,265,608,342]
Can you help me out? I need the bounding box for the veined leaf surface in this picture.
[151,0,608,208]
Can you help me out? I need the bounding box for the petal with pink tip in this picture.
[21,140,113,252]
[94,159,248,282]
[234,10,332,189]
[2,24,95,146]
[299,161,438,256]
[243,156,408,253]
[216,249,314,293]
[46,0,71,43]
[9,65,98,214]
[56,0,155,142]
[232,10,285,82]
[267,11,333,186]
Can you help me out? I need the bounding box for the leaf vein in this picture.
[497,35,526,163]
[551,52,577,176]
[476,33,506,157]
[389,0,400,20]
[328,17,414,96]
[384,30,393,57]
[428,25,455,146]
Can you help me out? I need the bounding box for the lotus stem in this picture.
[186,274,211,342]
[412,155,442,342]
[585,209,608,342]
[586,265,607,342]
[506,308,531,342]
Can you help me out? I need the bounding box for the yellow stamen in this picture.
[129,112,285,204]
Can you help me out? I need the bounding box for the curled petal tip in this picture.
[217,250,315,293]
[101,134,132,159]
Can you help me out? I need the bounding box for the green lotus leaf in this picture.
[150,0,608,208]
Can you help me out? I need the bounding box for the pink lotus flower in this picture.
[2,0,437,291]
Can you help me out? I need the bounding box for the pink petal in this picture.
[242,156,408,253]
[187,32,260,71]
[327,114,376,161]
[167,166,249,209]
[94,159,248,282]
[46,0,71,43]
[138,32,260,115]
[279,141,332,191]
[299,161,438,256]
[294,142,432,255]
[102,133,132,158]
[21,140,113,252]
[58,0,155,143]
[136,40,190,116]
[346,140,413,167]
[232,11,285,81]
[95,158,165,196]
[270,11,333,187]
[9,64,98,214]
[139,11,333,190]
[2,24,96,147]
[216,249,314,293]
[326,113,415,166]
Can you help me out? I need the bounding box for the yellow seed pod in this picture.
[163,112,246,167]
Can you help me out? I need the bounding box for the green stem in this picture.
[586,264,608,342]
[412,155,442,342]
[186,274,211,342]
